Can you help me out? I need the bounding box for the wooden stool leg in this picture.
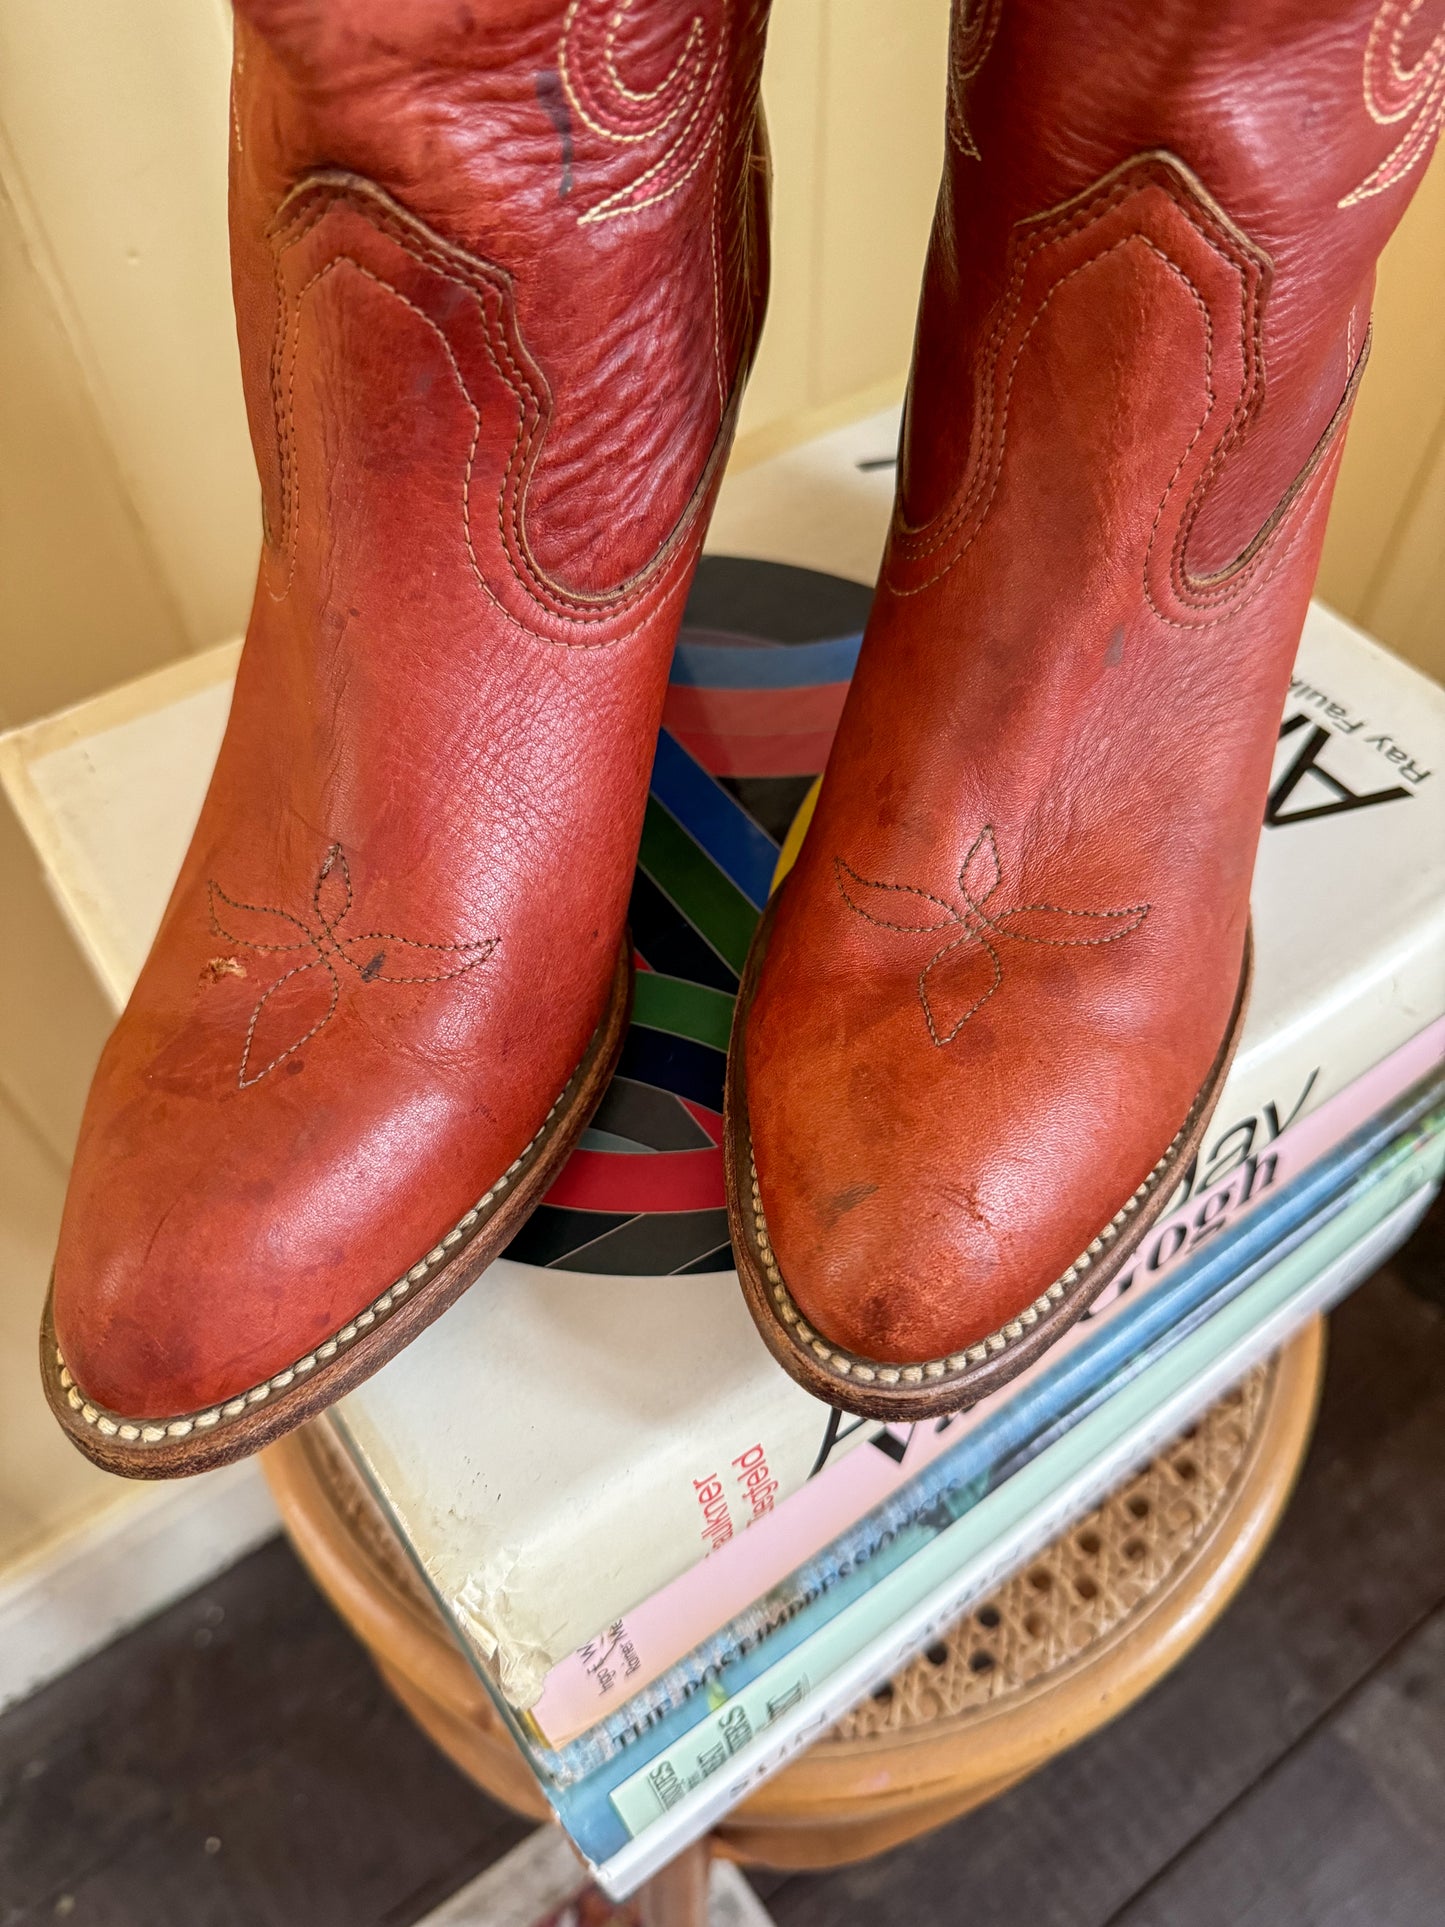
[636,1838,712,1927]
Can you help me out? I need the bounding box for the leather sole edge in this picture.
[41,940,634,1479]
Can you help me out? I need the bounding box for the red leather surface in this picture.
[53,0,771,1420]
[744,0,1442,1365]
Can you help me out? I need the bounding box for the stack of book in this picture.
[332,542,1445,1896]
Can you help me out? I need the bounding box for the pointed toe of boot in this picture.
[731,858,1246,1419]
[46,919,629,1475]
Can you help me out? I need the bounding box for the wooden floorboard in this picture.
[762,1265,1445,1927]
[1110,1603,1445,1926]
[2,1253,1442,1925]
[0,1536,528,1927]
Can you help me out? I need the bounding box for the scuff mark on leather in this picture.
[201,956,247,986]
[826,1180,879,1224]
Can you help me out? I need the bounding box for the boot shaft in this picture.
[903,0,1444,560]
[229,0,772,600]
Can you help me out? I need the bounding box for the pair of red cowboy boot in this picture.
[45,0,1443,1474]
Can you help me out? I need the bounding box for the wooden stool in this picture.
[263,1320,1324,1921]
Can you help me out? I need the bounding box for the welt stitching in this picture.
[746,1102,1193,1389]
[52,1054,591,1445]
[893,233,1217,597]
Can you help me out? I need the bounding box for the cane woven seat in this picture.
[833,1363,1270,1740]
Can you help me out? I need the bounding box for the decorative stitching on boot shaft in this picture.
[1339,0,1445,207]
[887,151,1363,630]
[264,174,741,644]
[946,0,1002,162]
[835,826,1150,1046]
[558,0,728,226]
[207,844,496,1088]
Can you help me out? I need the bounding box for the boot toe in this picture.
[742,883,1213,1375]
[48,948,587,1429]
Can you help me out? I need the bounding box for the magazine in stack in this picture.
[329,543,1445,1890]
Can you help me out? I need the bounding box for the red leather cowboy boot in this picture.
[46,0,771,1475]
[728,0,1443,1417]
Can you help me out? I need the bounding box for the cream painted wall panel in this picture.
[1365,420,1445,683]
[737,0,826,443]
[1317,143,1445,632]
[0,1091,115,1566]
[0,0,258,654]
[0,180,188,727]
[813,0,950,404]
[0,804,115,1164]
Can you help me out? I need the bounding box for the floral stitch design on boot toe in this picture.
[207,844,497,1087]
[835,826,1150,1046]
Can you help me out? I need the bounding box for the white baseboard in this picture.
[0,1460,278,1714]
